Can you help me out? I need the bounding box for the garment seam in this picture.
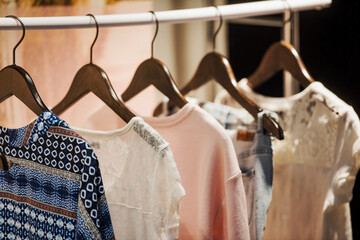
[0,191,77,219]
[144,104,195,128]
[226,170,242,182]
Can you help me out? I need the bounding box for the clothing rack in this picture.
[0,0,331,30]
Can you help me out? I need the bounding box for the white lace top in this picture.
[73,117,185,240]
[215,79,360,240]
[83,103,251,240]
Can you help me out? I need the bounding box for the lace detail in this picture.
[273,93,339,167]
[73,118,184,239]
[215,79,360,239]
[132,119,168,152]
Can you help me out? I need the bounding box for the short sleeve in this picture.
[322,110,358,239]
[153,144,185,239]
[354,134,360,172]
[76,142,114,240]
[224,170,250,240]
[330,109,360,206]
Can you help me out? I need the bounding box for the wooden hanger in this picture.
[247,5,314,89]
[182,52,283,140]
[0,15,49,116]
[52,14,134,123]
[247,41,314,89]
[0,15,47,170]
[121,11,188,108]
[153,8,284,140]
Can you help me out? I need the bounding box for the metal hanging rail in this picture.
[0,0,331,30]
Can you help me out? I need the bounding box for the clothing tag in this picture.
[237,130,255,142]
[7,159,13,168]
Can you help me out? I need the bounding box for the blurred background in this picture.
[0,0,359,237]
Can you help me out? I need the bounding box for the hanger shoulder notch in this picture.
[187,52,285,140]
[51,64,94,115]
[80,64,116,100]
[121,59,153,102]
[0,65,48,115]
[150,59,187,108]
[122,58,187,108]
[52,63,134,122]
[181,52,219,95]
[181,52,237,94]
[277,42,314,87]
[248,41,314,89]
[86,64,135,123]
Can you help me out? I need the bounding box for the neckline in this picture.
[141,102,196,127]
[0,111,59,148]
[238,78,324,111]
[73,116,142,136]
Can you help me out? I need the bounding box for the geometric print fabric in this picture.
[0,198,75,240]
[0,111,114,239]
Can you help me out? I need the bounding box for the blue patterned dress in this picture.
[0,111,114,240]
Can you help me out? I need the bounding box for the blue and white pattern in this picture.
[0,199,75,240]
[0,111,114,240]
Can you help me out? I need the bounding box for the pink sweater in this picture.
[85,103,250,240]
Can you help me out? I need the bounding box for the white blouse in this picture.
[73,117,185,240]
[215,79,360,240]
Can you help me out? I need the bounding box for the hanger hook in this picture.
[5,15,25,66]
[212,6,223,51]
[282,0,293,41]
[148,11,159,59]
[86,13,99,64]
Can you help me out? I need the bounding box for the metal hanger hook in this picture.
[86,13,99,64]
[212,6,223,51]
[282,0,293,26]
[281,0,293,41]
[5,15,25,65]
[148,11,159,59]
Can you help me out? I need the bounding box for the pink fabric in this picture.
[84,103,250,240]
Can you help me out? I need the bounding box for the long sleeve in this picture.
[209,125,250,240]
[225,172,250,240]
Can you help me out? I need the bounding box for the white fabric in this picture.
[215,79,360,240]
[73,117,185,240]
[140,103,250,240]
[84,103,250,240]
